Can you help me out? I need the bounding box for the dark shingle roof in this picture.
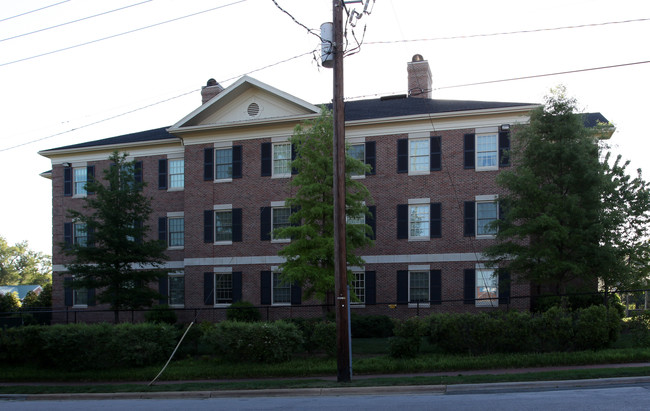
[44,126,176,152]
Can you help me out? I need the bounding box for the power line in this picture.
[365,17,650,45]
[0,0,154,43]
[0,0,70,23]
[0,0,249,68]
[0,49,316,152]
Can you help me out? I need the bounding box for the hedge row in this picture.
[0,323,178,371]
[388,305,621,358]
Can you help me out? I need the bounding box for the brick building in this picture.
[38,56,608,322]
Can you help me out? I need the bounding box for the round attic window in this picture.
[247,102,260,117]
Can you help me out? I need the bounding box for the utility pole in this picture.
[332,0,351,383]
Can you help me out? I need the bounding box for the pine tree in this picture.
[276,108,374,302]
[64,151,168,323]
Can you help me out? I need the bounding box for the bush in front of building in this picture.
[225,301,261,322]
[203,320,303,363]
[388,317,425,358]
[351,314,394,338]
[427,305,621,355]
[145,305,178,324]
[0,323,178,370]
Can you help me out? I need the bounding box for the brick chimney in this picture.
[407,54,432,99]
[201,78,224,104]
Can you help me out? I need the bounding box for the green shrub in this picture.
[535,306,574,352]
[351,314,394,338]
[389,317,424,358]
[0,325,43,364]
[204,320,303,363]
[286,317,323,353]
[312,321,336,357]
[624,311,650,347]
[226,301,261,322]
[145,305,178,324]
[573,305,610,350]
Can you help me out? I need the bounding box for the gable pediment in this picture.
[169,76,320,132]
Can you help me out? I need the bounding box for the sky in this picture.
[0,0,649,256]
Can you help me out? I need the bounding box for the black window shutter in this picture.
[464,133,475,169]
[260,271,272,305]
[63,167,72,196]
[64,277,73,306]
[365,271,376,305]
[134,161,143,185]
[431,270,442,305]
[232,145,243,179]
[261,142,272,176]
[430,136,441,171]
[158,217,167,244]
[430,203,442,238]
[464,201,475,237]
[499,269,511,305]
[499,131,510,167]
[260,207,271,241]
[204,148,214,181]
[159,276,168,305]
[203,272,214,305]
[291,282,302,305]
[87,226,95,247]
[365,141,376,175]
[158,159,168,190]
[367,205,376,240]
[397,270,409,304]
[86,166,95,195]
[291,144,298,175]
[464,269,475,304]
[232,208,243,242]
[397,204,408,239]
[397,139,408,173]
[64,222,73,248]
[204,210,214,243]
[87,288,96,306]
[232,272,243,303]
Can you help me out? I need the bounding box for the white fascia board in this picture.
[169,113,319,136]
[38,138,182,159]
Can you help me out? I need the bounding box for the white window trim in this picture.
[408,198,431,242]
[167,156,185,192]
[408,268,430,308]
[348,138,366,180]
[475,195,498,239]
[213,267,234,307]
[166,212,185,250]
[475,129,499,172]
[271,269,291,306]
[214,142,234,183]
[350,270,366,308]
[213,204,234,246]
[271,139,292,179]
[71,275,88,308]
[167,271,185,308]
[475,264,498,307]
[271,201,291,243]
[408,132,430,176]
[72,162,88,198]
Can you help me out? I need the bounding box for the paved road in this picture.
[3,381,650,411]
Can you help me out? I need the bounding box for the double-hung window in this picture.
[464,127,510,170]
[409,203,430,240]
[272,271,291,305]
[73,222,88,247]
[204,206,242,244]
[409,138,430,173]
[215,210,233,242]
[168,216,184,247]
[215,271,233,305]
[476,266,498,307]
[476,201,498,237]
[409,270,430,307]
[273,143,292,177]
[397,200,441,241]
[348,143,365,177]
[216,148,233,180]
[72,275,89,307]
[476,133,498,170]
[73,167,87,196]
[351,272,365,305]
[168,159,184,189]
[272,207,291,241]
[168,273,185,307]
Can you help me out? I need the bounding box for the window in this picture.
[352,272,365,305]
[409,204,430,239]
[216,148,233,180]
[346,209,365,226]
[73,223,88,247]
[398,201,441,240]
[272,207,291,241]
[168,159,184,189]
[409,139,430,173]
[476,201,498,237]
[168,273,185,307]
[73,286,88,306]
[73,167,87,196]
[476,133,498,170]
[409,271,430,306]
[272,272,291,305]
[215,210,233,242]
[215,272,233,305]
[476,268,498,307]
[348,143,365,177]
[168,217,184,247]
[273,143,292,177]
